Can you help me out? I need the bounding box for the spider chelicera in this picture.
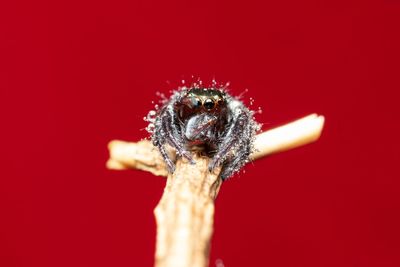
[145,86,260,180]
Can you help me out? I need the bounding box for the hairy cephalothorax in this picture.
[145,85,261,180]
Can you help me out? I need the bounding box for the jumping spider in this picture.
[145,86,260,180]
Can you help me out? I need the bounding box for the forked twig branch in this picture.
[106,113,325,267]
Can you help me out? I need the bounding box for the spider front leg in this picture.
[153,137,176,173]
[164,106,196,164]
[208,109,251,173]
[220,139,252,180]
[154,105,195,171]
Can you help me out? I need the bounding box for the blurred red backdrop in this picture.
[1,0,399,266]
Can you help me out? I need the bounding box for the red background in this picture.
[1,0,399,266]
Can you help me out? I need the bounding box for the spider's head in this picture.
[181,88,226,113]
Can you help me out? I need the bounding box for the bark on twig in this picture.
[154,155,222,267]
[106,113,325,267]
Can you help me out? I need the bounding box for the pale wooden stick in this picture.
[106,113,325,267]
[107,113,325,174]
[251,113,325,159]
[154,155,222,267]
[107,140,170,176]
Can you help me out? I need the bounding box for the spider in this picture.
[145,86,260,180]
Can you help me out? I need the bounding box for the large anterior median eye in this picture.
[191,96,202,109]
[203,98,215,110]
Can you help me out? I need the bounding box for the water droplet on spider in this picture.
[146,123,155,133]
[146,110,157,122]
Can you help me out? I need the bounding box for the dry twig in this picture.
[106,113,325,267]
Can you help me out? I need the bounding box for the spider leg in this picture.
[152,106,177,173]
[220,140,251,180]
[153,138,176,173]
[162,106,195,164]
[208,110,250,172]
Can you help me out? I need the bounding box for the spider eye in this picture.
[203,98,215,110]
[191,97,202,108]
